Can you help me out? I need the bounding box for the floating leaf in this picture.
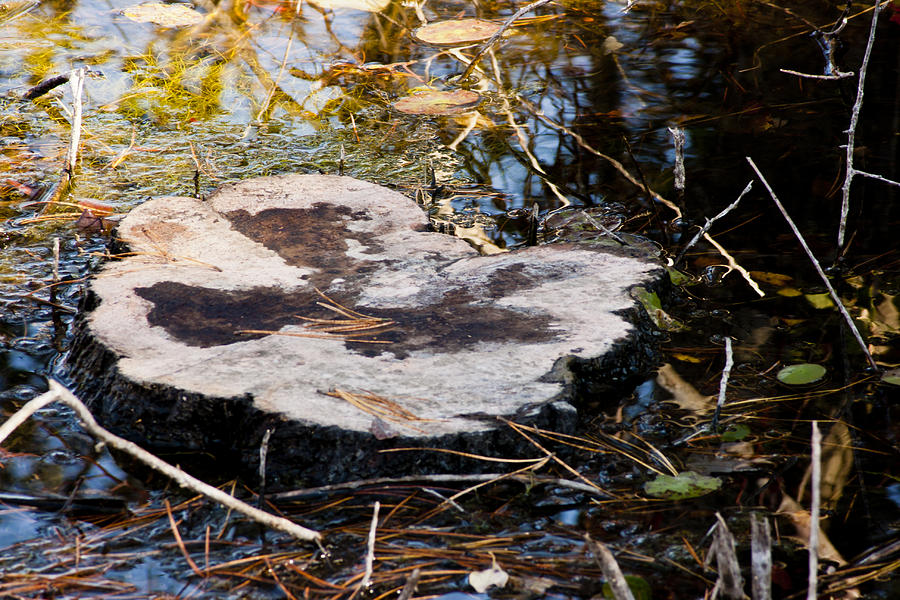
[721,423,751,442]
[412,18,502,46]
[777,363,826,385]
[667,268,692,286]
[633,287,684,331]
[644,471,722,500]
[750,271,793,286]
[805,293,835,309]
[603,575,652,600]
[392,89,480,115]
[121,3,203,27]
[307,0,390,11]
[882,368,900,386]
[777,287,803,298]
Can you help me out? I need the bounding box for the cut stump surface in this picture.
[68,175,663,485]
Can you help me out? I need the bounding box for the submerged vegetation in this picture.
[0,0,898,598]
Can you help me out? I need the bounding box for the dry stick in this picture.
[586,536,635,600]
[64,68,86,175]
[838,1,888,249]
[750,513,772,600]
[808,422,822,600]
[396,567,421,600]
[458,0,555,82]
[780,68,854,80]
[710,337,734,434]
[747,157,879,370]
[669,126,686,204]
[712,513,745,600]
[270,472,607,501]
[673,181,753,267]
[0,380,322,543]
[361,501,380,590]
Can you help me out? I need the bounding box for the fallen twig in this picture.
[747,157,878,370]
[0,380,322,543]
[458,0,555,81]
[673,181,753,267]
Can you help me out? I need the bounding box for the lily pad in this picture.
[777,363,826,385]
[721,423,751,442]
[121,3,203,27]
[412,18,502,46]
[643,471,722,500]
[392,89,480,115]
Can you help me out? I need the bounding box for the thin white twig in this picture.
[838,1,885,248]
[780,68,854,80]
[459,0,555,81]
[808,422,821,600]
[711,337,734,433]
[0,380,322,543]
[747,156,879,370]
[854,169,900,187]
[65,68,86,174]
[361,501,380,589]
[674,181,752,266]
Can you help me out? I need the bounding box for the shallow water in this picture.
[1,0,899,597]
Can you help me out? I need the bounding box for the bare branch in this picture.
[747,157,878,370]
[0,380,322,543]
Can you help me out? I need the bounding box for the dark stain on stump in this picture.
[224,205,386,275]
[135,283,320,347]
[134,263,560,355]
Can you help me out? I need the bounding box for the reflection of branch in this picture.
[518,95,682,220]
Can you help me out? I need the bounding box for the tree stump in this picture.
[67,174,663,486]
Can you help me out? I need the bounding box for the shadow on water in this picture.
[0,0,898,597]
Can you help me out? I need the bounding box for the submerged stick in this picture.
[0,380,322,543]
[747,157,878,370]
